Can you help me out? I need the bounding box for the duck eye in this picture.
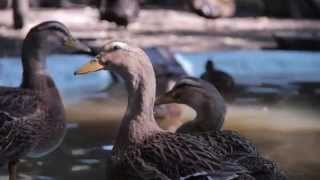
[103,60,111,66]
[112,45,120,51]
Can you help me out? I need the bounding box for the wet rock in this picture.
[188,0,235,18]
[99,0,140,26]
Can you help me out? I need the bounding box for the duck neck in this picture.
[21,38,52,90]
[191,96,225,131]
[114,67,162,149]
[20,38,63,110]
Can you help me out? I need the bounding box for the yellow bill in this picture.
[74,59,104,75]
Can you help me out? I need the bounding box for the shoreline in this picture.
[0,8,319,56]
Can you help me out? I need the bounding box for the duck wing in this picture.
[0,87,45,162]
[229,154,286,180]
[202,130,257,155]
[111,132,252,180]
[203,131,285,180]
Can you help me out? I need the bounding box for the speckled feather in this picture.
[0,82,66,159]
[0,87,47,163]
[109,131,285,180]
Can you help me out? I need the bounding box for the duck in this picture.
[201,60,236,101]
[74,41,286,180]
[99,0,140,27]
[0,21,90,180]
[156,77,226,133]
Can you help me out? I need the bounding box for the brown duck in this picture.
[0,21,90,180]
[74,41,286,180]
[201,60,235,101]
[156,77,226,133]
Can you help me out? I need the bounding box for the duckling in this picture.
[0,21,90,180]
[74,41,286,180]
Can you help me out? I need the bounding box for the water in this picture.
[0,55,112,103]
[1,51,320,101]
[176,50,320,85]
[0,51,320,180]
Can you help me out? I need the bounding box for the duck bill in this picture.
[74,59,104,75]
[155,93,175,106]
[65,38,92,54]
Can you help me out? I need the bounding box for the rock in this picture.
[188,0,235,18]
[145,47,187,123]
[144,47,187,96]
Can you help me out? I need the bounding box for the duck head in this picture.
[74,41,151,78]
[155,77,226,113]
[155,77,226,131]
[21,21,92,89]
[23,21,91,55]
[205,60,216,72]
[155,77,209,107]
[74,41,161,144]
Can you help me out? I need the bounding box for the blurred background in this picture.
[0,0,320,179]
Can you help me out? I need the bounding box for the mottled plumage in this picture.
[74,41,286,180]
[155,77,286,179]
[0,85,65,161]
[0,21,90,180]
[110,130,286,180]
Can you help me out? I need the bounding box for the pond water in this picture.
[0,55,112,103]
[0,50,320,180]
[176,50,320,85]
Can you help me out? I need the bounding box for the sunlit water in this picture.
[0,51,320,180]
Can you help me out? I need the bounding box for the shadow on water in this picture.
[1,51,320,179]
